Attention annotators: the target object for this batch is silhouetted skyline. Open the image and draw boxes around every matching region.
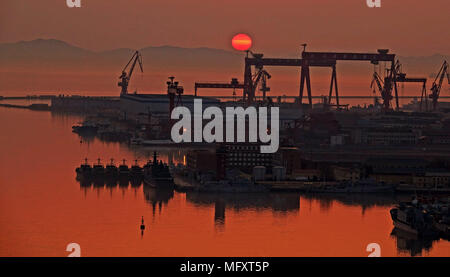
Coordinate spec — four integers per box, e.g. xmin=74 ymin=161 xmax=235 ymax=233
xmin=1 ymin=0 xmax=449 ymax=56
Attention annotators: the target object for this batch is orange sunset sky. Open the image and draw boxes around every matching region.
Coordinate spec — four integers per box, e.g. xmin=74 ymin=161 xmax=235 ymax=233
xmin=1 ymin=0 xmax=449 ymax=55
xmin=0 ymin=0 xmax=449 ymax=98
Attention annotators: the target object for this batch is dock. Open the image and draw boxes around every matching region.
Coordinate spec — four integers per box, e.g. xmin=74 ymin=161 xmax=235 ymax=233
xmin=0 ymin=103 xmax=51 ymax=111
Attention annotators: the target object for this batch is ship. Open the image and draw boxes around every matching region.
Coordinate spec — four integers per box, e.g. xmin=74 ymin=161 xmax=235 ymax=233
xmin=76 ymin=158 xmax=92 ymax=175
xmin=130 ymin=160 xmax=143 ymax=178
xmin=92 ymin=158 xmax=105 ymax=177
xmin=75 ymin=158 xmax=92 ymax=183
xmin=390 ymin=200 xmax=438 ymax=238
xmin=143 ymin=152 xmax=174 ymax=189
xmin=118 ymin=159 xmax=130 ymax=177
xmin=105 ymin=159 xmax=118 ymax=179
xmin=196 ymin=179 xmax=270 ymax=193
xmin=309 ymin=179 xmax=395 ymax=193
xmin=72 ymin=120 xmax=98 ymax=134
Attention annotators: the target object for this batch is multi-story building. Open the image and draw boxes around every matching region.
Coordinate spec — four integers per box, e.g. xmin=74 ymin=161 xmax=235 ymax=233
xmin=361 ymin=127 xmax=418 ymax=145
xmin=413 ymin=170 xmax=450 ymax=187
xmin=218 ymin=143 xmax=277 ymax=174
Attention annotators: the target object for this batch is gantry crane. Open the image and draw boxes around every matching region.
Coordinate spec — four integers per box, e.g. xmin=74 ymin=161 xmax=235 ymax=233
xmin=372 ymin=60 xmax=427 ymax=110
xmin=395 ymin=73 xmax=427 ymax=111
xmin=429 ymin=61 xmax=449 ymax=111
xmin=194 ymin=78 xmax=246 ymax=101
xmin=243 ymin=51 xmax=335 ymax=106
xmin=242 ymin=48 xmax=397 ymax=108
xmin=300 ymin=49 xmax=396 ymax=109
xmin=382 ymin=60 xmax=428 ymax=111
xmin=118 ymin=51 xmax=143 ymax=95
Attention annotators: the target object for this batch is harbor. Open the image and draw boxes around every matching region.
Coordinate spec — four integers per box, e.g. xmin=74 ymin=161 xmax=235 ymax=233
xmin=2 ymin=0 xmax=450 ymax=264
xmin=1 ymin=71 xmax=450 ymax=259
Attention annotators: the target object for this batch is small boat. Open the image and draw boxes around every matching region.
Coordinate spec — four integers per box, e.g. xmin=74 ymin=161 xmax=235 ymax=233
xmin=130 ymin=160 xmax=143 ymax=178
xmin=141 ymin=139 xmax=175 ymax=146
xmin=75 ymin=158 xmax=92 ymax=177
xmin=310 ymin=179 xmax=395 ymax=193
xmin=92 ymin=158 xmax=105 ymax=176
xmin=118 ymin=159 xmax=130 ymax=177
xmin=196 ymin=180 xmax=270 ymax=193
xmin=130 ymin=137 xmax=144 ymax=145
xmin=143 ymin=152 xmax=174 ymax=188
xmin=105 ymin=159 xmax=118 ymax=178
xmin=72 ymin=121 xmax=98 ymax=134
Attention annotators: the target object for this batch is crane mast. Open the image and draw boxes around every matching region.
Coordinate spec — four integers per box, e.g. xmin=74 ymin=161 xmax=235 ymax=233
xmin=429 ymin=61 xmax=449 ymax=111
xmin=118 ymin=51 xmax=144 ymax=95
xmin=252 ymin=67 xmax=271 ymax=102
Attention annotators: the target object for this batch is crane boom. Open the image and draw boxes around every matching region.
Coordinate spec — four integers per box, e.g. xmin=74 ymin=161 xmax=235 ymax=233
xmin=370 ymin=72 xmax=384 ymax=93
xmin=118 ymin=51 xmax=144 ymax=95
xmin=429 ymin=61 xmax=449 ymax=110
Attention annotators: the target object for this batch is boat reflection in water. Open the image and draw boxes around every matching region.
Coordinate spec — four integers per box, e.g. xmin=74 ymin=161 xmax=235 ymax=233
xmin=301 ymin=193 xmax=412 ymax=214
xmin=390 ymin=227 xmax=441 ymax=257
xmin=76 ymin=172 xmax=447 ymax=255
xmin=143 ymin=185 xmax=174 ymax=215
xmin=186 ymin=192 xmax=301 ymax=228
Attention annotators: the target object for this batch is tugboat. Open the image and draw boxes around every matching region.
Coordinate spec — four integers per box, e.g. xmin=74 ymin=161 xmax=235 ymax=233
xmin=105 ymin=159 xmax=118 ymax=179
xmin=92 ymin=158 xmax=105 ymax=177
xmin=390 ymin=200 xmax=438 ymax=238
xmin=143 ymin=152 xmax=174 ymax=188
xmin=76 ymin=158 xmax=92 ymax=178
xmin=130 ymin=160 xmax=143 ymax=178
xmin=118 ymin=159 xmax=130 ymax=177
xmin=130 ymin=160 xmax=143 ymax=187
xmin=72 ymin=120 xmax=98 ymax=134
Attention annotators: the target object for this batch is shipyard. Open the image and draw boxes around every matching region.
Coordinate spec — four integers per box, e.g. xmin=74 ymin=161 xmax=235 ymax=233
xmin=2 ymin=44 xmax=446 ymax=245
xmin=7 ymin=46 xmax=445 ymax=195
xmin=1 ymin=0 xmax=449 ymax=260
xmin=3 ymin=48 xmax=450 ymax=196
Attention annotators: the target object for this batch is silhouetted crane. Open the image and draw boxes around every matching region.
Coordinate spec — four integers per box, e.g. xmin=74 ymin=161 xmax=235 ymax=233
xmin=252 ymin=67 xmax=271 ymax=102
xmin=429 ymin=61 xmax=449 ymax=111
xmin=385 ymin=60 xmax=428 ymax=111
xmin=118 ymin=51 xmax=143 ymax=95
xmin=370 ymin=71 xmax=386 ymax=107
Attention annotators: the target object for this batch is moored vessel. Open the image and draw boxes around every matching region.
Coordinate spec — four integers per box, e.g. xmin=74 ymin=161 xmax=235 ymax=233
xmin=143 ymin=152 xmax=174 ymax=189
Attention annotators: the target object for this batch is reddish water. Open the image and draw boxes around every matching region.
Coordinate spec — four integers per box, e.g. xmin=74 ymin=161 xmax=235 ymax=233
xmin=0 ymin=107 xmax=449 ymax=257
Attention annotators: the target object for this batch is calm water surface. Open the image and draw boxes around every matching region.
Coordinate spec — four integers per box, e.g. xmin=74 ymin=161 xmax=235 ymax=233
xmin=0 ymin=107 xmax=449 ymax=257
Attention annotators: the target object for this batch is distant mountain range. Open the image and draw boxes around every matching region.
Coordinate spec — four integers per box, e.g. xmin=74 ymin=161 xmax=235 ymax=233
xmin=0 ymin=39 xmax=448 ymax=95
xmin=0 ymin=39 xmax=448 ymax=74
xmin=0 ymin=39 xmax=244 ymax=71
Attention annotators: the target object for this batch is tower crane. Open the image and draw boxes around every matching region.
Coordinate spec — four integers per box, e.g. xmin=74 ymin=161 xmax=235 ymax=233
xmin=370 ymin=71 xmax=386 ymax=107
xmin=252 ymin=67 xmax=271 ymax=102
xmin=118 ymin=51 xmax=143 ymax=95
xmin=167 ymin=76 xmax=184 ymax=117
xmin=429 ymin=61 xmax=449 ymax=111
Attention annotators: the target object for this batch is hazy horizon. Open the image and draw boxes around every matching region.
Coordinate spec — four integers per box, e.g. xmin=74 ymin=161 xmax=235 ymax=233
xmin=1 ymin=0 xmax=449 ymax=56
xmin=1 ymin=0 xmax=449 ymax=102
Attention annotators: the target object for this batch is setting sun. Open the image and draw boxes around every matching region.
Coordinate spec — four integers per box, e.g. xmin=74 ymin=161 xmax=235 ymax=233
xmin=231 ymin=33 xmax=252 ymax=51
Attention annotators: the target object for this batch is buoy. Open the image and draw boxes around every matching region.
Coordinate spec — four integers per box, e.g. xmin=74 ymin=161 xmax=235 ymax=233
xmin=140 ymin=216 xmax=145 ymax=230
